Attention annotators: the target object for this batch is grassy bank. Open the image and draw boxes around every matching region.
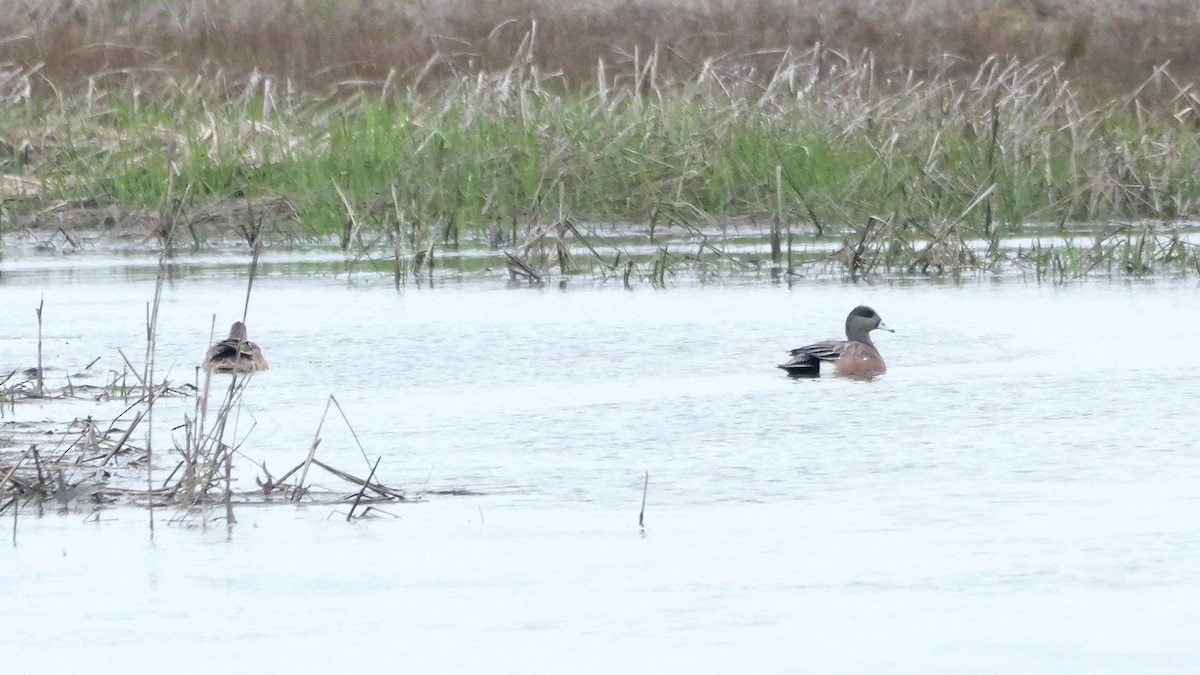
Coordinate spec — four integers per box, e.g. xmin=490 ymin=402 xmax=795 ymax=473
xmin=7 ymin=48 xmax=1200 ymax=231
xmin=3 ymin=2 xmax=1200 ymax=277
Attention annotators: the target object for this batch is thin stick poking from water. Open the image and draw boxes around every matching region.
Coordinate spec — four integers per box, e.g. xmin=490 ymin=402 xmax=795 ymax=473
xmin=638 ymin=471 xmax=649 ymax=528
xmin=224 ymin=445 xmax=236 ymax=527
xmin=329 ymin=395 xmax=372 ymax=469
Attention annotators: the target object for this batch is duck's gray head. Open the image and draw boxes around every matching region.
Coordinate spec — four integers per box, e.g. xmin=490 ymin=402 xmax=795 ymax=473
xmin=229 ymin=321 xmax=249 ymax=340
xmin=845 ymin=305 xmax=893 ymax=342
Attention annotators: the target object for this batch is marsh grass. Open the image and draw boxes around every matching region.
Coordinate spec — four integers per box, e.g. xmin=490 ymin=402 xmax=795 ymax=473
xmin=4 ymin=4 xmax=1200 ymax=278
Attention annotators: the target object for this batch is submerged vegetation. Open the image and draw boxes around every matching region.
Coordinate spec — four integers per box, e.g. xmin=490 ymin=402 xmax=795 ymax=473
xmin=2 ymin=0 xmax=1200 ymax=279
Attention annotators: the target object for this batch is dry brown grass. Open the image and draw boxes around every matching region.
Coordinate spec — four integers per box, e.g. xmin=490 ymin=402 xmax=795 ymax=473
xmin=3 ymin=0 xmax=1200 ymax=102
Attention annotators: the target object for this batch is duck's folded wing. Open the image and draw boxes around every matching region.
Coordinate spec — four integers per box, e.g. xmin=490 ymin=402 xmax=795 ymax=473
xmin=204 ymin=340 xmax=234 ymax=364
xmin=787 ymin=339 xmax=849 ymax=362
xmin=205 ymin=339 xmax=264 ymax=363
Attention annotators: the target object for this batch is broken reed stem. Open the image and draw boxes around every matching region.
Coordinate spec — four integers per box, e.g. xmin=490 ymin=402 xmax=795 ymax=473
xmin=270 ymin=457 xmax=402 ymax=501
xmin=347 ymin=455 xmax=382 ymax=521
xmin=308 ymin=458 xmax=404 ymax=500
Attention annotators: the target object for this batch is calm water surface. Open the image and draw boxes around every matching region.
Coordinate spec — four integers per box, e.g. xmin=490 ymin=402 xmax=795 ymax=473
xmin=2 ymin=250 xmax=1199 ymax=673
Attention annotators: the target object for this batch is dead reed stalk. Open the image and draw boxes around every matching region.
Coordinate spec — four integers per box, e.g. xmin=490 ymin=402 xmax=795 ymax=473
xmin=34 ymin=298 xmax=43 ymax=396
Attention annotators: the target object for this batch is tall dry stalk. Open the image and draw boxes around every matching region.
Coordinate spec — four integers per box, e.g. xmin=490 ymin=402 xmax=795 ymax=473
xmin=34 ymin=298 xmax=43 ymax=396
xmin=140 ymin=190 xmax=184 ymax=532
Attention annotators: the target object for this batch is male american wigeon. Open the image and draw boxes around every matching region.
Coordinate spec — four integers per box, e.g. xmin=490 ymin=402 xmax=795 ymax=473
xmin=203 ymin=321 xmax=269 ymax=374
xmin=778 ymin=305 xmax=893 ymax=380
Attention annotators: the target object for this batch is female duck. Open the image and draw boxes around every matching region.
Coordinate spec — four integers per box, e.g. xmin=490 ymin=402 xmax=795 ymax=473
xmin=204 ymin=321 xmax=269 ymax=374
xmin=778 ymin=306 xmax=893 ymax=379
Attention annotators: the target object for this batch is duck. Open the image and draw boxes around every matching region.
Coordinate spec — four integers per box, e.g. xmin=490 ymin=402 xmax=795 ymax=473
xmin=203 ymin=321 xmax=269 ymax=374
xmin=778 ymin=305 xmax=893 ymax=379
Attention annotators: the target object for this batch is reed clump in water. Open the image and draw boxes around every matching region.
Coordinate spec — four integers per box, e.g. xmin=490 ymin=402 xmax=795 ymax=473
xmin=0 ymin=349 xmax=408 ymax=520
xmin=0 ymin=229 xmax=407 ymax=521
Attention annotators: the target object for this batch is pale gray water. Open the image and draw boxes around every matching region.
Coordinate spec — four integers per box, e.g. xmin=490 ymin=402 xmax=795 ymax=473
xmin=2 ymin=250 xmax=1199 ymax=673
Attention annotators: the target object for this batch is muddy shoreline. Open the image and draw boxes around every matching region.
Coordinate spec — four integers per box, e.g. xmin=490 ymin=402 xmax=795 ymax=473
xmin=4 ymin=195 xmax=303 ymax=250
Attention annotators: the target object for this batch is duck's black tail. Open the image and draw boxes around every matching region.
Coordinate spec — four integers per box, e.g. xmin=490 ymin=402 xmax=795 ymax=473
xmin=777 ymin=352 xmax=820 ymax=377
